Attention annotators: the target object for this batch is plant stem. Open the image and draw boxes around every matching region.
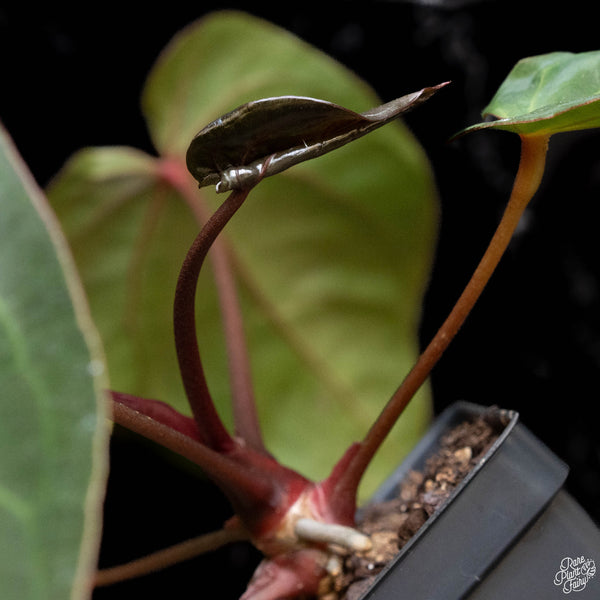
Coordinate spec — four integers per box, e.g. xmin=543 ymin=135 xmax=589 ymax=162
xmin=341 ymin=133 xmax=550 ymax=492
xmin=94 ymin=526 xmax=249 ymax=587
xmin=207 ymin=224 xmax=267 ymax=452
xmin=173 ymin=186 xmax=251 ymax=451
xmin=162 ymin=159 xmax=266 ymax=453
xmin=111 ymin=402 xmax=272 ymax=501
xmin=110 ymin=390 xmax=201 ymax=439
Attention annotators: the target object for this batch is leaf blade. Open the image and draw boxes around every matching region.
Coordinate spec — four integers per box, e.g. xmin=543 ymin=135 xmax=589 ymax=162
xmin=459 ymin=50 xmax=600 ymax=136
xmin=0 ymin=125 xmax=109 ymax=599
xmin=186 ymin=86 xmax=447 ymax=191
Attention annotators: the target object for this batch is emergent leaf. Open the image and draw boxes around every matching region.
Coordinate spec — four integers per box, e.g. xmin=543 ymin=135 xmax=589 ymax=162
xmin=186 ymin=88 xmax=447 ymax=192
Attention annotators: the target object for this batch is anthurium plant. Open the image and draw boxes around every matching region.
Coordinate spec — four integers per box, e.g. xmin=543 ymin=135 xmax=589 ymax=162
xmin=94 ymin=84 xmax=447 ymax=600
xmin=1 ymin=8 xmax=599 ymax=600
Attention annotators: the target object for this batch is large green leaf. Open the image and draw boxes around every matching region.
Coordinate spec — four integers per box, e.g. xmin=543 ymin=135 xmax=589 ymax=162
xmin=460 ymin=51 xmax=600 ymax=136
xmin=48 ymin=10 xmax=438 ymax=499
xmin=0 ymin=125 xmax=109 ymax=598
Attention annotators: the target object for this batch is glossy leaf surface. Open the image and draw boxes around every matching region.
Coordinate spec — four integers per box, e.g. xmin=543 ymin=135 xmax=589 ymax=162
xmin=187 ymin=88 xmax=447 ymax=191
xmin=460 ymin=51 xmax=600 ymax=136
xmin=48 ymin=11 xmax=438 ymax=498
xmin=0 ymin=125 xmax=109 ymax=599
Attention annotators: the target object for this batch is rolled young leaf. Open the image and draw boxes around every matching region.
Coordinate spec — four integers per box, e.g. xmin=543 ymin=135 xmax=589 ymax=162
xmin=187 ymin=86 xmax=448 ymax=192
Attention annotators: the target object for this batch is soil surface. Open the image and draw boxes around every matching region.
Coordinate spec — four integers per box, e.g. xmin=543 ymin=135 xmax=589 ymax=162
xmin=319 ymin=409 xmax=505 ymax=600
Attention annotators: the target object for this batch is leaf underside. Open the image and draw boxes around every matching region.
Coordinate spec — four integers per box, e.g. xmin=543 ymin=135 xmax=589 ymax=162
xmin=459 ymin=50 xmax=600 ymax=137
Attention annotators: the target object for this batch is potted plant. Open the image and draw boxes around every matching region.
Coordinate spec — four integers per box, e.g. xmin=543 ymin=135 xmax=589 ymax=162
xmin=350 ymin=401 xmax=599 ymax=599
xmin=1 ymin=10 xmax=599 ymax=600
xmin=94 ymin=42 xmax=600 ymax=600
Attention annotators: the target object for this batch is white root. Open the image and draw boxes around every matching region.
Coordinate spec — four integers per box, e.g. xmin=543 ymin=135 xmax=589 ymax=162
xmin=294 ymin=518 xmax=372 ymax=553
xmin=326 ymin=555 xmax=343 ymax=576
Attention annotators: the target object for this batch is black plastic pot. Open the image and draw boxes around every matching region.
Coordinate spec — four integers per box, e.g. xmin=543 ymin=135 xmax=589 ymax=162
xmin=360 ymin=401 xmax=600 ymax=599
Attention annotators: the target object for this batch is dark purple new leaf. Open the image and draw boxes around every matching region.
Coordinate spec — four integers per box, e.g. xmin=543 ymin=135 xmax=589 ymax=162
xmin=186 ymin=85 xmax=448 ymax=192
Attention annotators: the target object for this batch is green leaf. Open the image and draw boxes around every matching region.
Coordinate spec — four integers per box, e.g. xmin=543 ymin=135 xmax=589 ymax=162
xmin=0 ymin=125 xmax=109 ymax=598
xmin=48 ymin=147 xmax=200 ymax=416
xmin=48 ymin=10 xmax=438 ymax=500
xmin=459 ymin=51 xmax=600 ymax=136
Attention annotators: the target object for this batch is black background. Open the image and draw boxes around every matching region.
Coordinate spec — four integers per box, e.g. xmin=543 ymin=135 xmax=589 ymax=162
xmin=1 ymin=2 xmax=599 ymax=598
